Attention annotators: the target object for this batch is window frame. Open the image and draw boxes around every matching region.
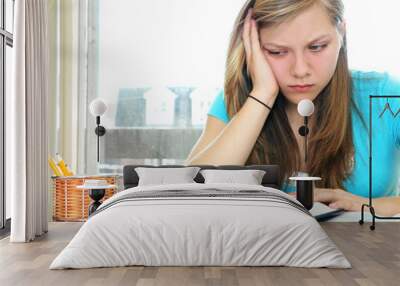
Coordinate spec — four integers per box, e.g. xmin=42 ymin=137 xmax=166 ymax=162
xmin=0 ymin=0 xmax=14 ymax=234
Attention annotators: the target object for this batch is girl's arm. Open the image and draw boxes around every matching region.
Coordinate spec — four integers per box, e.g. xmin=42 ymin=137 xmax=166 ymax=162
xmin=185 ymin=92 xmax=275 ymax=166
xmin=313 ymin=188 xmax=400 ymax=217
xmin=186 ymin=8 xmax=279 ymax=166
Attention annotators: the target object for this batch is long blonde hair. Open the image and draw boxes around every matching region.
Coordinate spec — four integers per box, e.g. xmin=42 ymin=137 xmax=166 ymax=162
xmin=224 ymin=0 xmax=363 ymax=189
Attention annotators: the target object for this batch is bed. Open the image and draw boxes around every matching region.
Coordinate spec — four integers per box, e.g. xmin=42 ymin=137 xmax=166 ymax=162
xmin=49 ymin=164 xmax=351 ymax=269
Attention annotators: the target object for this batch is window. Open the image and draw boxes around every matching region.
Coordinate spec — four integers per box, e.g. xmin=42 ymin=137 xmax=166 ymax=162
xmin=0 ymin=0 xmax=14 ymax=233
xmin=81 ymin=0 xmax=247 ymax=174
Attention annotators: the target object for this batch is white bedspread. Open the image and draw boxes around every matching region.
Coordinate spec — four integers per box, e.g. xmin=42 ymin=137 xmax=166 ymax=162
xmin=50 ymin=183 xmax=351 ymax=269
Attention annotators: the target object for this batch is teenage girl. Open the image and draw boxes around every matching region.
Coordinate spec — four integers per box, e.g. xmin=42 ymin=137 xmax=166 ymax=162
xmin=185 ymin=0 xmax=400 ymax=216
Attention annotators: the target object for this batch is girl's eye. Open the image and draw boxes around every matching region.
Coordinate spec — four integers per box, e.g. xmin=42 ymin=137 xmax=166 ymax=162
xmin=267 ymin=50 xmax=287 ymax=56
xmin=265 ymin=43 xmax=328 ymax=56
xmin=309 ymin=43 xmax=328 ymax=52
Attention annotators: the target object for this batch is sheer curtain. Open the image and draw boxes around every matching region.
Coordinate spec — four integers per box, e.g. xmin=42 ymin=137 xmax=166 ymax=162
xmin=6 ymin=0 xmax=49 ymax=242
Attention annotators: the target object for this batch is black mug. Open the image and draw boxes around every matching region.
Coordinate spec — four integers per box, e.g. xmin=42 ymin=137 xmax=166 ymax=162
xmin=289 ymin=176 xmax=321 ymax=210
xmin=296 ymin=180 xmax=314 ymax=210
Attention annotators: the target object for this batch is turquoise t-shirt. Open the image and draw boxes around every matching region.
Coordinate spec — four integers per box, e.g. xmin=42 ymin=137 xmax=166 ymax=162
xmin=207 ymin=70 xmax=400 ymax=197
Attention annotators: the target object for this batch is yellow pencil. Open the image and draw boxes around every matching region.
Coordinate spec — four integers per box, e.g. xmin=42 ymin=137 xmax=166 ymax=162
xmin=56 ymin=153 xmax=72 ymax=176
xmin=48 ymin=157 xmax=63 ymax=176
xmin=65 ymin=164 xmax=75 ymax=176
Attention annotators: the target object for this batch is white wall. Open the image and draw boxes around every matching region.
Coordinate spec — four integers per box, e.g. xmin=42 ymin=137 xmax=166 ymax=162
xmin=344 ymin=0 xmax=400 ymax=76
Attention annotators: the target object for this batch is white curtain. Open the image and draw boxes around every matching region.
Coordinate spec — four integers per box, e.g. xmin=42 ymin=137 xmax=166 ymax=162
xmin=7 ymin=0 xmax=49 ymax=242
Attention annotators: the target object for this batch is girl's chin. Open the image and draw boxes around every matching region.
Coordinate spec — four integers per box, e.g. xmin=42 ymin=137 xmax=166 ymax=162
xmin=283 ymin=93 xmax=318 ymax=104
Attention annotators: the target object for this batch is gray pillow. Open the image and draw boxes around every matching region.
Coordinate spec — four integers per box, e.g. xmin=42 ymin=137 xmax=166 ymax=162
xmin=200 ymin=169 xmax=266 ymax=185
xmin=135 ymin=167 xmax=201 ymax=186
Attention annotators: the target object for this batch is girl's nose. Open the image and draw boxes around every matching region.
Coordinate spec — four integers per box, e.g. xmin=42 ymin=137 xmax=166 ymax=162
xmin=292 ymin=54 xmax=311 ymax=79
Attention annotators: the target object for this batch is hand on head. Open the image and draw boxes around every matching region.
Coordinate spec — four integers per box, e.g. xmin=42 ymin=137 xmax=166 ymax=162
xmin=242 ymin=8 xmax=279 ymax=103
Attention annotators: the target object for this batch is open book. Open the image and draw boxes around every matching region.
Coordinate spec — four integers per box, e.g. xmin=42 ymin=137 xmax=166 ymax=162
xmin=310 ymin=202 xmax=345 ymax=221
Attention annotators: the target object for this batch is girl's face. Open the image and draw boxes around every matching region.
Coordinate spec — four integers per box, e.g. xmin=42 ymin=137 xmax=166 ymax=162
xmin=259 ymin=3 xmax=345 ymax=105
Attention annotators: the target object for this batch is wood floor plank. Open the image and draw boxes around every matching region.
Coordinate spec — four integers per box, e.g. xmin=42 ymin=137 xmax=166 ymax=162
xmin=0 ymin=222 xmax=400 ymax=286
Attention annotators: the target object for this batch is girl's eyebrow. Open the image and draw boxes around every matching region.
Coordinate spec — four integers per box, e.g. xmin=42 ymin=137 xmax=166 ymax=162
xmin=263 ymin=34 xmax=331 ymax=48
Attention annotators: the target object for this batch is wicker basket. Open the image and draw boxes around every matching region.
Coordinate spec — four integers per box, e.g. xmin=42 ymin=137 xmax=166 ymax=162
xmin=52 ymin=175 xmax=118 ymax=222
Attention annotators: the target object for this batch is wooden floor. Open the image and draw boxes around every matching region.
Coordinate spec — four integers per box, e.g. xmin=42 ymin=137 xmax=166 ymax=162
xmin=0 ymin=222 xmax=399 ymax=286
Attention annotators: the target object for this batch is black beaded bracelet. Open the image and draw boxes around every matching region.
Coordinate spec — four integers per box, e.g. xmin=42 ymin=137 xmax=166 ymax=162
xmin=248 ymin=95 xmax=272 ymax=111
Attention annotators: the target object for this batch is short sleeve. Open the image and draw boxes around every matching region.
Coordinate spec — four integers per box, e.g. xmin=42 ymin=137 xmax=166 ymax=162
xmin=381 ymin=73 xmax=400 ymax=147
xmin=207 ymin=90 xmax=230 ymax=124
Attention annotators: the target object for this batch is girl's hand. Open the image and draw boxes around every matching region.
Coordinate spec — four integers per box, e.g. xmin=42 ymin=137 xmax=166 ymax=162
xmin=313 ymin=188 xmax=367 ymax=212
xmin=242 ymin=8 xmax=279 ymax=104
xmin=289 ymin=188 xmax=367 ymax=212
xmin=290 ymin=188 xmax=400 ymax=216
